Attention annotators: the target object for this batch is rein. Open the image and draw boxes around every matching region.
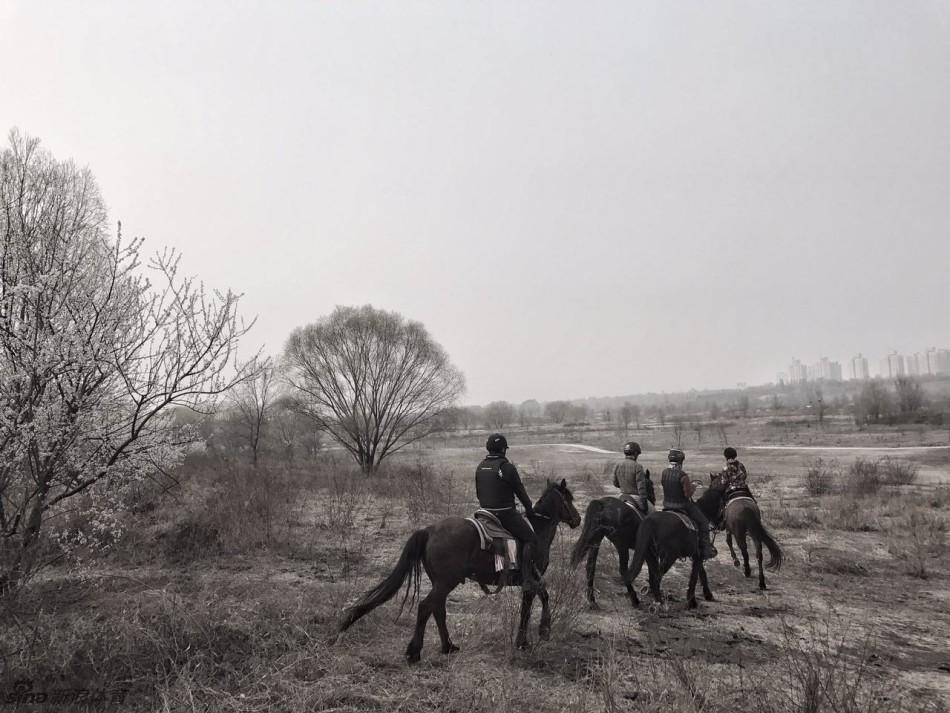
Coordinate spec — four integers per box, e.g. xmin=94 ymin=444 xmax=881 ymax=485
xmin=532 ymin=486 xmax=568 ymax=522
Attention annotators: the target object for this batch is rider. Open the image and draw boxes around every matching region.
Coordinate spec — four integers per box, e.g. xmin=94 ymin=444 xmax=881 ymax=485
xmin=660 ymin=448 xmax=717 ymax=560
xmin=721 ymin=447 xmax=749 ymax=494
xmin=475 ymin=433 xmax=542 ymax=592
xmin=613 ymin=441 xmax=654 ymax=513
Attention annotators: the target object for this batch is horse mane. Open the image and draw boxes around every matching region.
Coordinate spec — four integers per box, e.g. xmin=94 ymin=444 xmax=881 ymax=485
xmin=696 ymin=477 xmax=726 ymax=511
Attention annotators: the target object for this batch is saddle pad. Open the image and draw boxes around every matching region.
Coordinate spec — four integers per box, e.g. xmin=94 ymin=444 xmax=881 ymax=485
xmin=662 ymin=509 xmax=697 ymax=531
xmin=464 ymin=517 xmax=518 ymax=572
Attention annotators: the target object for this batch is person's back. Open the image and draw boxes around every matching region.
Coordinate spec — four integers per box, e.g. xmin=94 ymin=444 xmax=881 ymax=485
xmin=721 ymin=447 xmax=749 ymax=494
xmin=475 ymin=433 xmax=542 ymax=591
xmin=613 ymin=441 xmax=652 ymax=513
xmin=661 ymin=449 xmax=717 ymax=559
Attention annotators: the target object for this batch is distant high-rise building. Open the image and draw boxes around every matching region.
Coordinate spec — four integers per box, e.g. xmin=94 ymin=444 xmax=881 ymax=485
xmin=788 ymin=358 xmax=807 ymax=384
xmin=904 ymin=354 xmax=920 ymax=377
xmin=881 ymin=351 xmax=906 ymax=379
xmin=926 ymin=348 xmax=950 ymax=376
xmin=816 ymin=356 xmax=842 ymax=381
xmin=850 ymin=354 xmax=869 ymax=380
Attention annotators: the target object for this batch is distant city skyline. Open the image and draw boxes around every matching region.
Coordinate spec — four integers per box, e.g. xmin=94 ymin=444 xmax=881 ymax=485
xmin=778 ymin=346 xmax=950 ymax=385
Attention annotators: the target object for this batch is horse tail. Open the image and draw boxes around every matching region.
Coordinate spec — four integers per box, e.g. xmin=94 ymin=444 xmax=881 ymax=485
xmin=748 ymin=517 xmax=783 ymax=572
xmin=570 ymin=499 xmax=607 ymax=568
xmin=337 ymin=528 xmax=428 ymax=633
xmin=628 ymin=515 xmax=658 ymax=582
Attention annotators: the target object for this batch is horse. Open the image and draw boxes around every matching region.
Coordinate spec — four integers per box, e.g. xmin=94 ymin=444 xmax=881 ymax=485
xmin=336 ymin=479 xmax=582 ymax=663
xmin=711 ymin=473 xmax=783 ymax=590
xmin=570 ymin=496 xmax=647 ymax=609
xmin=626 ymin=477 xmax=728 ymax=609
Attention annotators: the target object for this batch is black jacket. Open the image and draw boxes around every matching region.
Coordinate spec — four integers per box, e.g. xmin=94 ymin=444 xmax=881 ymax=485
xmin=475 ymin=455 xmax=533 ymax=511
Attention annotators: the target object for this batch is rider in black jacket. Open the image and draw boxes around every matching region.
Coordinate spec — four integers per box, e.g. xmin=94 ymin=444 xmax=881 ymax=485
xmin=475 ymin=434 xmax=541 ymax=592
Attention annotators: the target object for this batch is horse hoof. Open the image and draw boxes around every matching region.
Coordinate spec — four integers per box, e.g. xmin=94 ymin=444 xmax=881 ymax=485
xmin=759 ymin=583 xmax=768 ymax=591
xmin=443 ymin=643 xmax=460 ymax=655
xmin=406 ymin=650 xmax=421 ymax=664
xmin=687 ymin=598 xmax=698 ymax=610
xmin=744 ymin=571 xmax=752 ymax=578
xmin=588 ymin=600 xmax=601 ymax=611
xmin=539 ymin=629 xmax=551 ymax=642
xmin=516 ymin=639 xmax=530 ymax=650
xmin=704 ymin=593 xmax=715 ymax=602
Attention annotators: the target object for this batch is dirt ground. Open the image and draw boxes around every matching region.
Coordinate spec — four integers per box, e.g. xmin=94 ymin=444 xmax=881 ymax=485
xmin=3 ymin=439 xmax=949 ymax=712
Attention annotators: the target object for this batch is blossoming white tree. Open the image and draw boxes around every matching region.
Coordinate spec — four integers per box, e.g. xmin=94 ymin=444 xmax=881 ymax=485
xmin=0 ymin=130 xmax=255 ymax=591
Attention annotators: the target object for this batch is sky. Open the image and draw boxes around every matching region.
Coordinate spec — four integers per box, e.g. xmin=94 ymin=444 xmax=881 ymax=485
xmin=2 ymin=1 xmax=949 ymax=405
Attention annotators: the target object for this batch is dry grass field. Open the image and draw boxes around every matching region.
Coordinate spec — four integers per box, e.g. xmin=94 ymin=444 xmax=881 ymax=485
xmin=2 ymin=430 xmax=949 ymax=712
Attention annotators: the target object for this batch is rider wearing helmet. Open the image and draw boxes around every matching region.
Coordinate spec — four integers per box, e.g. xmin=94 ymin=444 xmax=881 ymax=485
xmin=660 ymin=448 xmax=717 ymax=560
xmin=475 ymin=434 xmax=541 ymax=592
xmin=613 ymin=441 xmax=654 ymax=513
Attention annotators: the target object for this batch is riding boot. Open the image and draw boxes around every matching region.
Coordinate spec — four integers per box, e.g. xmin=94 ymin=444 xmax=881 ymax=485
xmin=520 ymin=543 xmax=543 ymax=593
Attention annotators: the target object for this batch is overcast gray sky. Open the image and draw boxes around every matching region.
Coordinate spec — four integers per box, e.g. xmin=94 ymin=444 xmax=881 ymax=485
xmin=2 ymin=1 xmax=948 ymax=404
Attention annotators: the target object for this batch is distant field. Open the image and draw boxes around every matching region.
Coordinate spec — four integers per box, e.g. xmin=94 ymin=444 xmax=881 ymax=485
xmin=3 ymin=433 xmax=949 ymax=712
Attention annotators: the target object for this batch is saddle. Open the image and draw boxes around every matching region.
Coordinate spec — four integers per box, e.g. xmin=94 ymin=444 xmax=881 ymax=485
xmin=661 ymin=507 xmax=698 ymax=531
xmin=619 ymin=494 xmax=653 ymax=518
xmin=466 ymin=510 xmax=520 ymax=572
xmin=724 ymin=485 xmax=756 ymax=504
xmin=721 ymin=487 xmax=759 ymax=521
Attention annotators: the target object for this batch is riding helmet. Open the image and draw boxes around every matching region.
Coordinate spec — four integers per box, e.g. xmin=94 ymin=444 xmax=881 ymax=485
xmin=623 ymin=441 xmax=642 ymax=457
xmin=486 ymin=433 xmax=508 ymax=454
xmin=723 ymin=446 xmax=738 ymax=460
xmin=667 ymin=448 xmax=685 ymax=464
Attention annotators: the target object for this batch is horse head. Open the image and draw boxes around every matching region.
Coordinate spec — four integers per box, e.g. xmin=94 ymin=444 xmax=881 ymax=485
xmin=541 ymin=478 xmax=582 ymax=528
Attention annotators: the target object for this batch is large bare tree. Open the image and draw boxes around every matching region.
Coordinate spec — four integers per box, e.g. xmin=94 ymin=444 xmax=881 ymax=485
xmin=0 ymin=131 xmax=255 ymax=591
xmin=283 ymin=305 xmax=464 ymax=473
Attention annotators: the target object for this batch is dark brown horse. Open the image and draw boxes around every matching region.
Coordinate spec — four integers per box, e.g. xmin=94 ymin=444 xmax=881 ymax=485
xmin=711 ymin=473 xmax=783 ymax=590
xmin=336 ymin=479 xmax=581 ymax=662
xmin=626 ymin=478 xmax=727 ymax=609
xmin=570 ymin=497 xmax=646 ymax=609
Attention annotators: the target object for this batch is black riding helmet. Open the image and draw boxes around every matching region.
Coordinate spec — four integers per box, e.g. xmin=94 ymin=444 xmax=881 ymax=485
xmin=667 ymin=448 xmax=685 ymax=464
xmin=486 ymin=433 xmax=508 ymax=454
xmin=623 ymin=441 xmax=642 ymax=457
xmin=723 ymin=447 xmax=738 ymax=460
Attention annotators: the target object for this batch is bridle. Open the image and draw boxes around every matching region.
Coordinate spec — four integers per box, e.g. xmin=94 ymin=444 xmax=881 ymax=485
xmin=532 ymin=486 xmax=571 ymax=522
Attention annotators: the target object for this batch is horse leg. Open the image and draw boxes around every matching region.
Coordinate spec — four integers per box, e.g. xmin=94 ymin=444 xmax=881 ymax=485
xmin=516 ymin=590 xmax=536 ymax=649
xmin=617 ymin=545 xmax=639 ymax=608
xmin=727 ymin=531 xmax=740 ymax=568
xmin=699 ymin=562 xmax=715 ymax=601
xmin=754 ymin=536 xmax=767 ymax=590
xmin=648 ymin=552 xmax=666 ymax=605
xmin=431 ymin=585 xmax=460 ymax=655
xmin=538 ymin=586 xmax=552 ymax=641
xmin=686 ymin=556 xmax=701 ymax=609
xmin=585 ymin=533 xmax=604 ymax=609
xmin=738 ymin=531 xmax=752 ymax=578
xmin=406 ymin=588 xmax=437 ymax=663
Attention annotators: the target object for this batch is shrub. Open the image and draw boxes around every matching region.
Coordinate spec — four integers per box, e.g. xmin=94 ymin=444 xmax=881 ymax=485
xmin=887 ymin=509 xmax=947 ymax=579
xmin=878 ymin=458 xmax=918 ymax=486
xmin=803 ymin=458 xmax=837 ymax=496
xmin=821 ymin=497 xmax=876 ymax=532
xmin=843 ymin=458 xmax=883 ymax=497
